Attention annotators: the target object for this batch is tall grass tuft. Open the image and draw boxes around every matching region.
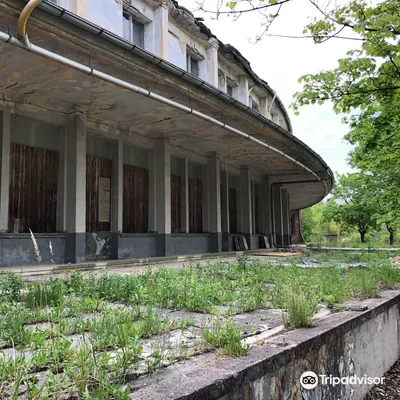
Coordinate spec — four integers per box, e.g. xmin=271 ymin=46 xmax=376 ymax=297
xmin=283 ymin=290 xmax=316 ymax=328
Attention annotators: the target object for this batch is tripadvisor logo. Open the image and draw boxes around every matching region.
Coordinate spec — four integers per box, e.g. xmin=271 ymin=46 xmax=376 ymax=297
xmin=300 ymin=370 xmax=385 ymax=389
xmin=300 ymin=371 xmax=318 ymax=390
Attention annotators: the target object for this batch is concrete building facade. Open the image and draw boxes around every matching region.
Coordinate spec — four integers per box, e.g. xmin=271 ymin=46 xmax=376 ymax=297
xmin=0 ymin=0 xmax=333 ymax=267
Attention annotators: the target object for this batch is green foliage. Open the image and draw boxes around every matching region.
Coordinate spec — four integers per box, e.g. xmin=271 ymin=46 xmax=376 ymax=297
xmin=203 ymin=317 xmax=250 ymax=357
xmin=0 ymin=273 xmax=24 ymax=302
xmin=292 ymin=0 xmax=400 ymax=113
xmin=324 ymin=173 xmax=378 ymax=243
xmin=24 ymin=280 xmax=66 ymax=309
xmin=344 ymin=96 xmax=400 ymax=243
xmin=302 ymin=202 xmax=341 ymax=243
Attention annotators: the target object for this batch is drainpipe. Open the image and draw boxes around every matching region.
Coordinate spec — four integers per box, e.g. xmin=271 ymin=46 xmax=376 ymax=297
xmin=0 ymin=0 xmax=327 ymax=192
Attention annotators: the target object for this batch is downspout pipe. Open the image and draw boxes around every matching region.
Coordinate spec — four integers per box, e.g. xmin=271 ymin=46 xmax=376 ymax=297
xmin=0 ymin=0 xmax=327 ymax=190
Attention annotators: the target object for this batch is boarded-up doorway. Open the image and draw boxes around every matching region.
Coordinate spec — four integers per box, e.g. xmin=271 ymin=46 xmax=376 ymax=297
xmin=123 ymin=165 xmax=149 ymax=233
xmin=86 ymin=155 xmax=112 ymax=232
xmin=8 ymin=143 xmax=58 ymax=233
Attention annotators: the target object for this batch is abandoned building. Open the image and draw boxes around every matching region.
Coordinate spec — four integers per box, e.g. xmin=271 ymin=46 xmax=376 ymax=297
xmin=0 ymin=0 xmax=333 ymax=267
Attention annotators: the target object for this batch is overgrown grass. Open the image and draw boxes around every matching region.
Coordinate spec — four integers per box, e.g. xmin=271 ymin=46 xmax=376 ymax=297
xmin=282 ymin=290 xmax=317 ymax=328
xmin=203 ymin=317 xmax=250 ymax=357
xmin=0 ymin=251 xmax=399 ymax=397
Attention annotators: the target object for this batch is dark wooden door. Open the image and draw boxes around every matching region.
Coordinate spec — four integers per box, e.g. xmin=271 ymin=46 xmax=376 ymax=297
xmin=171 ymin=175 xmax=181 ymax=233
xmin=8 ymin=143 xmax=58 ymax=233
xmin=229 ymin=188 xmax=237 ymax=234
xmin=123 ymin=165 xmax=149 ymax=233
xmin=86 ymin=155 xmax=112 ymax=232
xmin=189 ymin=178 xmax=203 ymax=233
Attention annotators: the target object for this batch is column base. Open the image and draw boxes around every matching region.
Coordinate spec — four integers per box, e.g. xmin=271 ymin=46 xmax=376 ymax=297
xmin=222 ymin=232 xmax=229 ymax=252
xmin=283 ymin=234 xmax=291 ymax=247
xmin=209 ymin=232 xmax=222 ymax=253
xmin=110 ymin=232 xmax=119 ymax=260
xmin=65 ymin=233 xmax=86 ymax=264
xmin=275 ymin=234 xmax=284 ymax=247
xmin=156 ymin=233 xmax=172 ymax=257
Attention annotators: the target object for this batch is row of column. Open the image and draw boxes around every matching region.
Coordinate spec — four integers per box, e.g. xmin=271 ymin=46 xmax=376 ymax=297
xmin=0 ymin=109 xmax=293 ymax=264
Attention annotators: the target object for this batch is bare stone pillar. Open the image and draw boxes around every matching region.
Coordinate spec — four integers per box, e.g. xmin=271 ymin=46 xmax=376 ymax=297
xmin=65 ymin=114 xmax=87 ymax=263
xmin=273 ymin=184 xmax=283 ymax=246
xmin=282 ymin=189 xmax=291 ymax=246
xmin=180 ymin=158 xmax=189 ymax=233
xmin=207 ymin=154 xmax=222 ymax=253
xmin=154 ymin=138 xmax=171 ymax=256
xmin=221 ymin=168 xmax=230 ymax=251
xmin=0 ymin=108 xmax=10 ymax=232
xmin=261 ymin=176 xmax=272 ymax=246
xmin=240 ymin=167 xmax=253 ymax=249
xmin=110 ymin=138 xmax=123 ymax=259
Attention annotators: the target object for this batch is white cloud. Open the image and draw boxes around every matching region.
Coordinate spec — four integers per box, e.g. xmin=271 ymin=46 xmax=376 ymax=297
xmin=178 ymin=0 xmax=357 ymax=175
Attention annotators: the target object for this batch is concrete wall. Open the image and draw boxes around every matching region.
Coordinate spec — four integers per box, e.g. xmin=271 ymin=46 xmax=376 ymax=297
xmin=118 ymin=234 xmax=157 ymax=259
xmin=169 ymin=234 xmax=210 ymax=255
xmin=0 ymin=234 xmax=65 ymax=267
xmin=216 ymin=302 xmax=400 ymax=400
xmin=133 ymin=291 xmax=400 ymax=400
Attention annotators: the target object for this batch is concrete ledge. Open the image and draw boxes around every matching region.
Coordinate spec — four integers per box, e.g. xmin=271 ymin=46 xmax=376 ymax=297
xmin=130 ymin=291 xmax=400 ymax=400
xmin=0 ymin=249 xmax=273 ymax=277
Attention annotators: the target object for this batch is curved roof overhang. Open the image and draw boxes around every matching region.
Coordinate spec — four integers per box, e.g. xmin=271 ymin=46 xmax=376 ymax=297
xmin=0 ymin=0 xmax=333 ymax=210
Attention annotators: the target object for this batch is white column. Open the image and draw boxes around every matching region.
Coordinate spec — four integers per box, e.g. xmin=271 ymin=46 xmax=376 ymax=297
xmin=180 ymin=158 xmax=189 ymax=233
xmin=57 ymin=127 xmax=67 ymax=232
xmin=110 ymin=138 xmax=123 ymax=259
xmin=240 ymin=167 xmax=252 ymax=248
xmin=273 ymin=184 xmax=283 ymax=246
xmin=207 ymin=154 xmax=221 ymax=252
xmin=153 ymin=2 xmax=169 ymax=59
xmin=65 ymin=113 xmax=87 ymax=263
xmin=111 ymin=138 xmax=123 ymax=233
xmin=154 ymin=138 xmax=171 ymax=255
xmin=202 ymin=38 xmax=219 ymax=87
xmin=0 ymin=108 xmax=10 ymax=232
xmin=221 ymin=168 xmax=229 ymax=251
xmin=237 ymin=76 xmax=250 ymax=106
xmin=282 ymin=189 xmax=291 ymax=246
xmin=261 ymin=176 xmax=272 ymax=244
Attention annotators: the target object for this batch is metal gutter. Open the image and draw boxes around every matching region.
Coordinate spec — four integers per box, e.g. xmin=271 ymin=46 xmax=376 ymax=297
xmin=24 ymin=0 xmax=334 ymax=191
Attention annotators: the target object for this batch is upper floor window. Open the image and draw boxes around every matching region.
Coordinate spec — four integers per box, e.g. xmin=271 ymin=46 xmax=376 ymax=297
xmin=186 ymin=52 xmax=200 ymax=77
xmin=123 ymin=12 xmax=145 ymax=48
xmin=250 ymin=97 xmax=260 ymax=113
xmin=226 ymin=77 xmax=237 ymax=97
xmin=218 ymin=69 xmax=237 ymax=97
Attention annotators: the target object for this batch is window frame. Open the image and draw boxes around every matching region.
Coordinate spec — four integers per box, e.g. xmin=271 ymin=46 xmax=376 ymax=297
xmin=123 ymin=11 xmax=145 ymax=49
xmin=250 ymin=97 xmax=260 ymax=113
xmin=186 ymin=53 xmax=200 ymax=77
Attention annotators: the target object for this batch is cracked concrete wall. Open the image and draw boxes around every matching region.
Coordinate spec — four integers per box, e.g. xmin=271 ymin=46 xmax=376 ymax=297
xmin=217 ymin=305 xmax=400 ymax=400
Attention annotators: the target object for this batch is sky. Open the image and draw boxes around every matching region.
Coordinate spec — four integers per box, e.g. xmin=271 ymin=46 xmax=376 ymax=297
xmin=178 ymin=0 xmax=356 ymax=175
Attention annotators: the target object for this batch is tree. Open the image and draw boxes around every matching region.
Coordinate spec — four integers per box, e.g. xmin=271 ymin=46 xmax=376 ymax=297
xmin=302 ymin=202 xmax=340 ymax=242
xmin=344 ymin=95 xmax=400 ymax=244
xmin=292 ymin=0 xmax=400 ymax=113
xmin=197 ymin=0 xmax=400 ymax=113
xmin=325 ymin=173 xmax=377 ymax=243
